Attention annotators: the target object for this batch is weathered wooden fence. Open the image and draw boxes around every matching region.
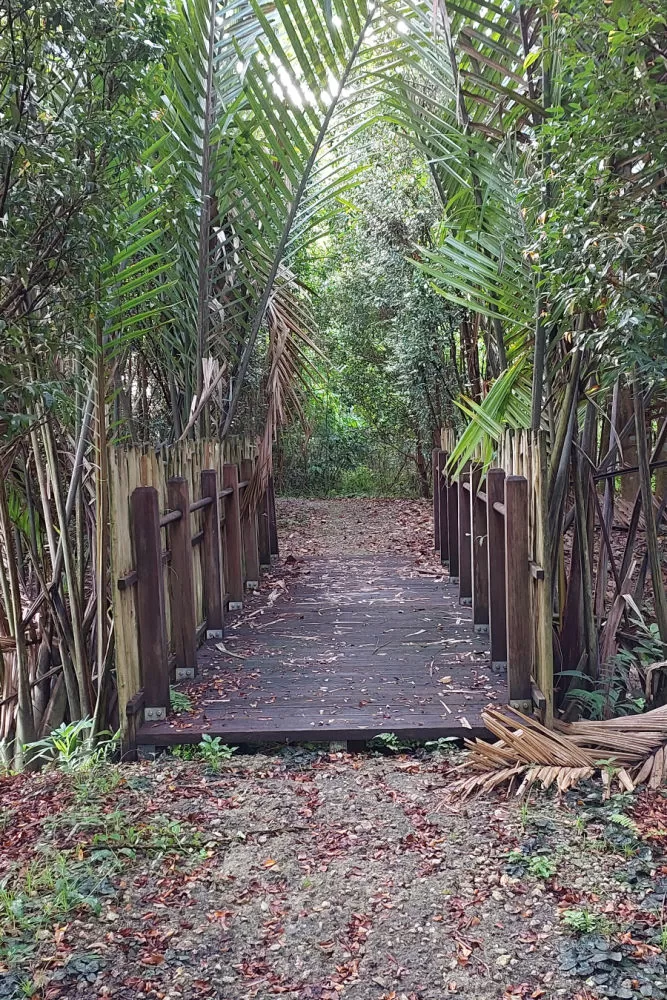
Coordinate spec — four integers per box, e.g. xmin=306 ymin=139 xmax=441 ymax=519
xmin=434 ymin=429 xmax=554 ymax=726
xmin=109 ymin=439 xmax=277 ymax=748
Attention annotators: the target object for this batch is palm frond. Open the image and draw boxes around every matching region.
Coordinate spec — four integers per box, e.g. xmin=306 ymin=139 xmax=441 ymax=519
xmin=448 ymin=358 xmax=532 ymax=474
xmin=445 ymin=704 xmax=667 ymax=801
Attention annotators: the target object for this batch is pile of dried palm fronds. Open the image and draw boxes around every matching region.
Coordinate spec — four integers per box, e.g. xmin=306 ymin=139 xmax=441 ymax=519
xmin=447 ymin=705 xmax=667 ymax=800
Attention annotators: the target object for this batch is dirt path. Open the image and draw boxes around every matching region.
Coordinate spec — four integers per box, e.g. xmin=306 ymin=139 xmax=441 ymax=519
xmin=2 ymin=752 xmax=667 ymax=1000
xmin=276 ymin=498 xmax=436 ymax=563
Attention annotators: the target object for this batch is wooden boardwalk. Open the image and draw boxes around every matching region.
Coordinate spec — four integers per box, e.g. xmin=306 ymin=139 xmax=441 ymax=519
xmin=138 ymin=553 xmax=505 ymax=747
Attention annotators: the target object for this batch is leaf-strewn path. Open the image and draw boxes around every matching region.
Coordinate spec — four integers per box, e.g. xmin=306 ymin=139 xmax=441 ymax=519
xmin=3 ymin=751 xmax=667 ymax=1000
xmin=140 ymin=499 xmax=501 ymax=748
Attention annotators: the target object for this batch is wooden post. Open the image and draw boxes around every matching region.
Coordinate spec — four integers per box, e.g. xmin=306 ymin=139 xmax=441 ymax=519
xmin=257 ymin=487 xmax=271 ymax=568
xmin=505 ymin=475 xmax=531 ymax=706
xmin=447 ymin=469 xmax=459 ymax=582
xmin=240 ymin=458 xmax=260 ymax=589
xmin=223 ymin=463 xmax=244 ymax=609
xmin=167 ymin=477 xmax=197 ymax=680
xmin=432 ymin=448 xmax=440 ymax=551
xmin=470 ymin=465 xmax=489 ymax=631
xmin=201 ymin=469 xmax=224 ymax=638
xmin=131 ymin=487 xmax=169 ymax=719
xmin=533 ymin=430 xmax=553 ymax=727
xmin=458 ymin=463 xmax=472 ymax=605
xmin=437 ymin=450 xmax=449 ymax=565
xmin=267 ymin=474 xmax=279 ymax=557
xmin=486 ymin=468 xmax=507 ymax=666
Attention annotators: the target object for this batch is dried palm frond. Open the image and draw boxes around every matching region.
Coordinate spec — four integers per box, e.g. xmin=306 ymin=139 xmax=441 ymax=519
xmin=176 ymin=358 xmax=227 ymax=442
xmin=244 ymin=271 xmax=323 ymax=514
xmin=445 ymin=705 xmax=667 ymax=801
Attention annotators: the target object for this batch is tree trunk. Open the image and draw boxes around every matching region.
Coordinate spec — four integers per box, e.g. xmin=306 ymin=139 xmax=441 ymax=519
xmin=633 ymin=377 xmax=667 ymax=647
xmin=619 ymin=383 xmax=639 ymax=500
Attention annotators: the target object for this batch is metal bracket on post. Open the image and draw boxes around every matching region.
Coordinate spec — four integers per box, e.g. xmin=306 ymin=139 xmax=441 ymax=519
xmin=144 ymin=706 xmax=166 ymax=722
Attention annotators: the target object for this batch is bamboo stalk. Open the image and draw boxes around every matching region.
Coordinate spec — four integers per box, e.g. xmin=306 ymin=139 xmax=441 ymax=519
xmin=595 ymin=379 xmax=620 ymax=617
xmin=0 ymin=476 xmax=35 ymax=765
xmin=94 ymin=300 xmax=110 ymax=708
xmin=40 ymin=414 xmax=90 ymax=716
xmin=572 ymin=446 xmax=599 ymax=680
xmin=633 ymin=377 xmax=667 ymax=647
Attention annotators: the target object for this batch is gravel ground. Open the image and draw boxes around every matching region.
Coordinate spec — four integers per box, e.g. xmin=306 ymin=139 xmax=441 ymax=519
xmin=2 ymin=750 xmax=667 ymax=1000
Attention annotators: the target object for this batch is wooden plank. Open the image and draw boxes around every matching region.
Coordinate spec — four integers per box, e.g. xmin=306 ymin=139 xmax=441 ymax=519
xmin=505 ymin=475 xmax=531 ymax=706
xmin=470 ymin=464 xmax=489 ymax=631
xmin=223 ymin=463 xmax=244 ymax=608
xmin=437 ymin=450 xmax=449 ymax=565
xmin=486 ymin=467 xmax=507 ymax=667
xmin=109 ymin=448 xmax=142 ymax=742
xmin=131 ymin=486 xmax=169 ymax=718
xmin=240 ymin=458 xmax=260 ymax=589
xmin=167 ymin=477 xmax=197 ymax=679
xmin=446 ymin=470 xmax=459 ymax=581
xmin=440 ymin=425 xmax=456 ymax=453
xmin=432 ymin=448 xmax=441 ymax=551
xmin=458 ymin=463 xmax=472 ymax=604
xmin=138 ymin=717 xmax=489 ymax=746
xmin=201 ymin=468 xmax=225 ymax=638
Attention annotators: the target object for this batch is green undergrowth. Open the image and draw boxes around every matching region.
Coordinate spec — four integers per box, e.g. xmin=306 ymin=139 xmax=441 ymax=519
xmin=0 ymin=765 xmax=211 ymax=976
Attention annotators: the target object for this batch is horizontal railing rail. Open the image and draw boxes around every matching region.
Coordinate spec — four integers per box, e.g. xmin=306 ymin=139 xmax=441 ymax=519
xmin=117 ymin=458 xmax=279 ymax=752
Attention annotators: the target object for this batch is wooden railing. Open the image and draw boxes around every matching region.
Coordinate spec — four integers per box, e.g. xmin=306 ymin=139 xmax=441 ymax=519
xmin=433 ymin=429 xmax=553 ymax=725
xmin=109 ymin=441 xmax=277 ymax=748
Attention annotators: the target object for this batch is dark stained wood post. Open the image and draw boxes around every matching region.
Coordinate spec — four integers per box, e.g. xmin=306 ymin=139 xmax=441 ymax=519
xmin=131 ymin=486 xmax=169 ymax=719
xmin=223 ymin=463 xmax=244 ymax=609
xmin=437 ymin=450 xmax=449 ymax=565
xmin=447 ymin=469 xmax=459 ymax=582
xmin=268 ymin=474 xmax=279 ymax=557
xmin=167 ymin=477 xmax=197 ymax=679
xmin=257 ymin=487 xmax=271 ymax=568
xmin=457 ymin=462 xmax=472 ymax=605
xmin=240 ymin=458 xmax=260 ymax=590
xmin=201 ymin=468 xmax=225 ymax=638
xmin=432 ymin=448 xmax=440 ymax=552
xmin=470 ymin=464 xmax=489 ymax=632
xmin=487 ymin=468 xmax=507 ymax=667
xmin=505 ymin=475 xmax=532 ymax=706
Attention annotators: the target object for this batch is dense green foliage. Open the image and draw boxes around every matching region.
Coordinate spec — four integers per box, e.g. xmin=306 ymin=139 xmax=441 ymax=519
xmin=279 ymin=128 xmax=461 ymax=496
xmin=537 ymin=0 xmax=667 ymax=379
xmin=0 ymin=0 xmax=172 ymax=431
